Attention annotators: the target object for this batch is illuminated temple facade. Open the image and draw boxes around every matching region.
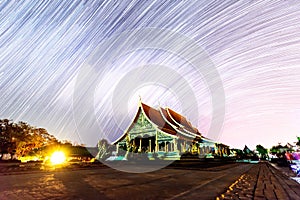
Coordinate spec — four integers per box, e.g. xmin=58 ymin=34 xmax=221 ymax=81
xmin=113 ymin=101 xmax=229 ymax=160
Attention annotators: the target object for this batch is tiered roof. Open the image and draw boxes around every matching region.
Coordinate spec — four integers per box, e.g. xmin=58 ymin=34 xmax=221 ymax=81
xmin=113 ymin=101 xmax=203 ymax=144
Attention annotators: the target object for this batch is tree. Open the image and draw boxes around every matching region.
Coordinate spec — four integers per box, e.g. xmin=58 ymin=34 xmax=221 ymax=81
xmin=296 ymin=136 xmax=300 ymax=146
xmin=0 ymin=119 xmax=15 ymax=158
xmin=0 ymin=119 xmax=59 ymax=160
xmin=256 ymin=144 xmax=268 ymax=160
xmin=269 ymin=144 xmax=293 ymax=159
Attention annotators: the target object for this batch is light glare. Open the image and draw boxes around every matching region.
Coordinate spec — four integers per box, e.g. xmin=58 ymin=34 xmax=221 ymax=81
xmin=50 ymin=151 xmax=66 ymax=165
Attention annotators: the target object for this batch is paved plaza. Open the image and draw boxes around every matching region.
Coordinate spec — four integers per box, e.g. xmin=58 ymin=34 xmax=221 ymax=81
xmin=0 ymin=162 xmax=299 ymax=200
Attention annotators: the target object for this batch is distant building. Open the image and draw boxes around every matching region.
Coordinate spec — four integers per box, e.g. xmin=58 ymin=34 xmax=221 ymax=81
xmin=67 ymin=146 xmax=96 ymax=162
xmin=112 ymin=100 xmax=229 ymax=160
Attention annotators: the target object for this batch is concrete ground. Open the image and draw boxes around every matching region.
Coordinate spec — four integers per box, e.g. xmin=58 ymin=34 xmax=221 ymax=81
xmin=0 ymin=162 xmax=299 ymax=200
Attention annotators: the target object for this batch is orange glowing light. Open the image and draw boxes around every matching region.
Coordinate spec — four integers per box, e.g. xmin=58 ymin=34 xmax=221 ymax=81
xmin=50 ymin=151 xmax=66 ymax=165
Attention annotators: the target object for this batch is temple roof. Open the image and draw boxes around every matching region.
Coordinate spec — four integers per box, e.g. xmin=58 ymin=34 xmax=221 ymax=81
xmin=113 ymin=101 xmax=203 ymax=144
xmin=159 ymin=107 xmax=199 ymax=137
xmin=141 ymin=103 xmax=176 ymax=134
xmin=167 ymin=108 xmax=199 ymax=134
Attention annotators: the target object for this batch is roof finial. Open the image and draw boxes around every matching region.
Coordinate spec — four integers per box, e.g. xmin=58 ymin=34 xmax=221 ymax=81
xmin=157 ymin=99 xmax=161 ymax=109
xmin=138 ymin=95 xmax=142 ymax=107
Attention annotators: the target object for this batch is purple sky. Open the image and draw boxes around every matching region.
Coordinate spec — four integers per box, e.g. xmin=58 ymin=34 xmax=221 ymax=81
xmin=1 ymin=1 xmax=300 ymax=149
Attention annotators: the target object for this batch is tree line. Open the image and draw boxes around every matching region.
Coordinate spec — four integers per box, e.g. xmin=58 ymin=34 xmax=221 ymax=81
xmin=0 ymin=119 xmax=59 ymax=160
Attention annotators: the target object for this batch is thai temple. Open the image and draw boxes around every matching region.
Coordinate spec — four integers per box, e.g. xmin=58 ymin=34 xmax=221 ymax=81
xmin=112 ymin=100 xmax=229 ymax=160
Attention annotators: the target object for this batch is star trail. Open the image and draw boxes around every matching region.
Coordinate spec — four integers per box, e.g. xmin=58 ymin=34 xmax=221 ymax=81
xmin=1 ymin=0 xmax=300 ymax=149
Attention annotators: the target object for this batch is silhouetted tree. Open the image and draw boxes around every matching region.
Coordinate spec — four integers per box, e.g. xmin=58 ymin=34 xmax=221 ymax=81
xmin=256 ymin=144 xmax=268 ymax=160
xmin=0 ymin=119 xmax=59 ymax=160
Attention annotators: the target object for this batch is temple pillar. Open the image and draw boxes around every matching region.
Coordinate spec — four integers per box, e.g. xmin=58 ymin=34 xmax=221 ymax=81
xmin=165 ymin=141 xmax=167 ymax=152
xmin=155 ymin=131 xmax=158 ymax=152
xmin=139 ymin=138 xmax=142 ymax=152
xmin=174 ymin=138 xmax=177 ymax=151
xmin=116 ymin=143 xmax=119 ymax=155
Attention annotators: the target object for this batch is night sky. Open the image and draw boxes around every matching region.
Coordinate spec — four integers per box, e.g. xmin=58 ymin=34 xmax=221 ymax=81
xmin=1 ymin=0 xmax=300 ymax=149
